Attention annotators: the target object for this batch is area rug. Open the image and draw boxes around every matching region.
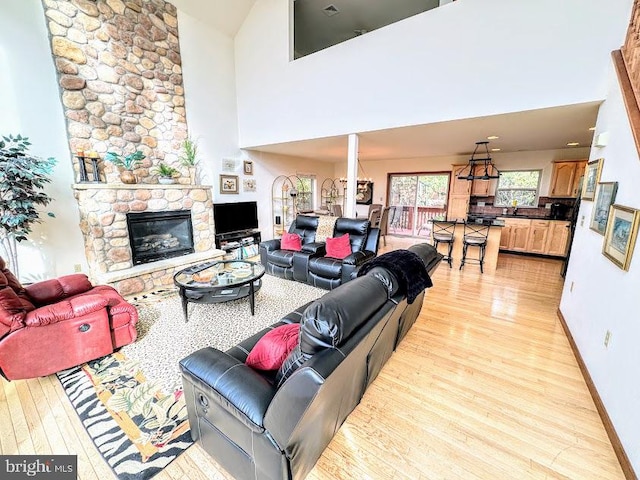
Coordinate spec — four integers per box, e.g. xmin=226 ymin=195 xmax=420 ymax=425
xmin=57 ymin=275 xmax=326 ymax=480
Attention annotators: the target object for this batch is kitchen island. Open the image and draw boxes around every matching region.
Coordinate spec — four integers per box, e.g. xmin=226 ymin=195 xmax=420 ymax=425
xmin=431 ymin=219 xmax=504 ymax=274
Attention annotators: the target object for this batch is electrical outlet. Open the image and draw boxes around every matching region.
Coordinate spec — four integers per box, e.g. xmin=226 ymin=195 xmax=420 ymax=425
xmin=570 ymin=281 xmax=574 ymax=292
xmin=74 ymin=264 xmax=82 ymax=272
xmin=604 ymin=330 xmax=612 ymax=348
xmin=580 ymin=215 xmax=585 ymax=227
xmin=545 ymin=203 xmax=552 ymax=209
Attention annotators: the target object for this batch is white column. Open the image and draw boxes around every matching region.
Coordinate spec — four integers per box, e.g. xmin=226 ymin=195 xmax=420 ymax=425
xmin=345 ymin=133 xmax=359 ymax=217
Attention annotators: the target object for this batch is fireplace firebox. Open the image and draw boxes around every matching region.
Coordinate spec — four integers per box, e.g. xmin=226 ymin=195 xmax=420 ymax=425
xmin=127 ymin=210 xmax=195 ymax=265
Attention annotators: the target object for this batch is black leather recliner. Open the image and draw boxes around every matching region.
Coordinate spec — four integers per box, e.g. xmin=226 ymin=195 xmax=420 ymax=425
xmin=305 ymin=218 xmax=380 ymax=290
xmin=259 ymin=215 xmax=319 ymax=281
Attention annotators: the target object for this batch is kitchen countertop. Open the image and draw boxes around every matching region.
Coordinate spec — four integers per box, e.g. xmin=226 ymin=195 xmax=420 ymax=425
xmin=469 ymin=214 xmax=570 ymax=222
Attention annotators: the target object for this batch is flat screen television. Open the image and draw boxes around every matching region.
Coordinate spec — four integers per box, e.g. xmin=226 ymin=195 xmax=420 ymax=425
xmin=213 ymin=201 xmax=259 ymax=235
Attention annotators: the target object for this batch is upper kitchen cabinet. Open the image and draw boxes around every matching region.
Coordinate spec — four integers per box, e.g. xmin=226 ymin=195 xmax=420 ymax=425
xmin=448 ymin=165 xmax=471 ymax=221
xmin=450 ymin=165 xmax=471 ymax=195
xmin=470 ymin=165 xmax=497 ymax=197
xmin=548 ymin=160 xmax=587 ymax=198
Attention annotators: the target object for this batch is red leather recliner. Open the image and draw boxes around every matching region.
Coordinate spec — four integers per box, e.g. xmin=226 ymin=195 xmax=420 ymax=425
xmin=0 ymin=257 xmax=138 ymax=380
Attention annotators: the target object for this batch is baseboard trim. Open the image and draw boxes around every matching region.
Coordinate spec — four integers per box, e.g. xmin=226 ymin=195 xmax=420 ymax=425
xmin=557 ymin=309 xmax=637 ymax=480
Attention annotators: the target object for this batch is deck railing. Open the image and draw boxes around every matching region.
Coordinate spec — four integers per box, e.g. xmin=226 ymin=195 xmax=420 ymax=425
xmin=388 ymin=206 xmax=447 ymax=236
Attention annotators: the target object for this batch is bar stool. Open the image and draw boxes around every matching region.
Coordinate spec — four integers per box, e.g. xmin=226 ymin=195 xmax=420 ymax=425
xmin=459 ymin=222 xmax=490 ymax=273
xmin=431 ymin=221 xmax=457 ymax=268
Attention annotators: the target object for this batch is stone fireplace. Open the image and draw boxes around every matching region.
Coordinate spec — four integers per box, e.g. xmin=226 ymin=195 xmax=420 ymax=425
xmin=73 ymin=183 xmax=223 ymax=295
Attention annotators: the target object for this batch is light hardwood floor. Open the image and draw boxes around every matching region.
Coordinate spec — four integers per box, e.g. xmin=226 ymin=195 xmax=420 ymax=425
xmin=0 ymin=236 xmax=625 ymax=479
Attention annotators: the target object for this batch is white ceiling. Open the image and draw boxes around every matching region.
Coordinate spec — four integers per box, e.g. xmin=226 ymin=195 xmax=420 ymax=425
xmin=246 ymin=102 xmax=601 ymax=162
xmin=170 ymin=0 xmax=256 ymax=37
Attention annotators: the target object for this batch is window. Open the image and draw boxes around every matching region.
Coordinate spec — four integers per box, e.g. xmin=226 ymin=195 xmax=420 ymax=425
xmin=295 ymin=175 xmax=315 ymax=212
xmin=494 ymin=170 xmax=541 ymax=207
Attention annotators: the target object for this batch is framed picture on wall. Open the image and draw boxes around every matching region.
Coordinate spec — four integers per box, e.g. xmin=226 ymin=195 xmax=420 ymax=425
xmin=355 ymin=181 xmax=373 ymax=205
xmin=602 ymin=204 xmax=640 ymax=271
xmin=582 ymin=158 xmax=604 ymax=201
xmin=221 ymin=158 xmax=237 ymax=172
xmin=589 ymin=182 xmax=618 ymax=235
xmin=220 ymin=174 xmax=239 ymax=194
xmin=243 ymin=160 xmax=253 ymax=175
xmin=243 ymin=179 xmax=256 ymax=192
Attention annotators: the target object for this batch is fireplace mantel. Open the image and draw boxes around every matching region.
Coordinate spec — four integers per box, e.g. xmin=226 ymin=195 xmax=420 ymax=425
xmin=73 ymin=183 xmax=213 ymax=191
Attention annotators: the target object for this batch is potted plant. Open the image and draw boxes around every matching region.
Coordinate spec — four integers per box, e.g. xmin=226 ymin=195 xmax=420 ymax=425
xmin=152 ymin=162 xmax=180 ymax=184
xmin=179 ymin=136 xmax=199 ymax=184
xmin=104 ymin=150 xmax=146 ymax=184
xmin=0 ymin=134 xmax=56 ymax=279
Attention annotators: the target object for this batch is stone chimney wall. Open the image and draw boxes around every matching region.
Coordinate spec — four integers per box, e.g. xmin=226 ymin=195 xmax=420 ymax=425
xmin=41 ymin=0 xmax=187 ymax=183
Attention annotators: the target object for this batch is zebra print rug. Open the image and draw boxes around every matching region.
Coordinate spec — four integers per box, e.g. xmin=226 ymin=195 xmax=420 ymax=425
xmin=57 ymin=275 xmax=326 ymax=480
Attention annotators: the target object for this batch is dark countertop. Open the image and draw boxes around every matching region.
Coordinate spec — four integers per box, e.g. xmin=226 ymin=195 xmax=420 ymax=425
xmin=469 ymin=214 xmax=570 ymax=221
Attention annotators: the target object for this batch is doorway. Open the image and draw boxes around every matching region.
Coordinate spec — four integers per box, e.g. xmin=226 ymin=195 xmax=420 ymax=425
xmin=387 ymin=173 xmax=450 ymax=238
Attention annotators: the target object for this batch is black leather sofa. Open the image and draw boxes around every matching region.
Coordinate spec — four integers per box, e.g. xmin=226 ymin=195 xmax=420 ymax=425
xmin=260 ymin=216 xmax=380 ymax=290
xmin=180 ymin=244 xmax=442 ymax=480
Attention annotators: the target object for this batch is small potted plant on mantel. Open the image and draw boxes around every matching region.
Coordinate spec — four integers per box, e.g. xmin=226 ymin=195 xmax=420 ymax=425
xmin=179 ymin=136 xmax=199 ymax=184
xmin=152 ymin=162 xmax=180 ymax=184
xmin=104 ymin=150 xmax=145 ymax=184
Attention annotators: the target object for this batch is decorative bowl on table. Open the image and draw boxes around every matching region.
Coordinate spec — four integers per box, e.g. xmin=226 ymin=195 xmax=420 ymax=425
xmin=232 ymin=268 xmax=252 ymax=279
xmin=192 ymin=270 xmax=217 ymax=283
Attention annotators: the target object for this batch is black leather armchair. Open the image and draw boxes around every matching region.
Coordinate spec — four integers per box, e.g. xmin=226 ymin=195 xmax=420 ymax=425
xmin=259 ymin=215 xmax=319 ymax=281
xmin=306 ymin=218 xmax=380 ymax=290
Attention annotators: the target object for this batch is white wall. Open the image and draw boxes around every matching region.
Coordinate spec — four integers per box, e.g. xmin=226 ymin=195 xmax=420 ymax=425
xmin=244 ymin=151 xmax=335 ymax=240
xmin=0 ymin=0 xmax=87 ymax=280
xmin=235 ymin=0 xmax=632 ymax=149
xmin=176 ymin=8 xmax=333 ymax=241
xmin=335 ymin=148 xmax=591 ymax=216
xmin=177 ymin=9 xmax=243 ymax=192
xmin=560 ymin=62 xmax=640 ymax=473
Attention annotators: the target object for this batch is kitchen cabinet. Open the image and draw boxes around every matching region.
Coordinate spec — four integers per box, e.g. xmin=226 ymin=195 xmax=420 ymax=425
xmin=450 ymin=165 xmax=471 ymax=195
xmin=499 ymin=218 xmax=530 ymax=251
xmin=546 ymin=221 xmax=571 ymax=256
xmin=448 ymin=165 xmax=471 ymax=221
xmin=509 ymin=221 xmax=531 ymax=251
xmin=499 ymin=218 xmax=571 ymax=256
xmin=548 ymin=160 xmax=587 ymax=198
xmin=448 ymin=196 xmax=470 ymax=222
xmin=527 ymin=220 xmax=550 ymax=254
xmin=470 ymin=165 xmax=495 ymax=197
xmin=499 ymin=224 xmax=512 ymax=249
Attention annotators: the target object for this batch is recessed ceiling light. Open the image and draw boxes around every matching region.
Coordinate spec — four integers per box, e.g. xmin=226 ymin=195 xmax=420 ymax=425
xmin=589 ymin=127 xmax=596 ymax=131
xmin=567 ymin=142 xmax=580 ymax=147
xmin=491 ymin=148 xmax=501 ymax=152
xmin=487 ymin=135 xmax=499 ymax=140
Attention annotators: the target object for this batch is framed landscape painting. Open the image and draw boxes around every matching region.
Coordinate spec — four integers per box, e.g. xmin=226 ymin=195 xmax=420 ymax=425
xmin=581 ymin=158 xmax=603 ymax=201
xmin=602 ymin=204 xmax=640 ymax=271
xmin=590 ymin=182 xmax=618 ymax=235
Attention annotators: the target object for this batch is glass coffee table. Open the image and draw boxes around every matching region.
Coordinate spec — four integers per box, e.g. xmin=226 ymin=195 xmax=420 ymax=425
xmin=173 ymin=260 xmax=265 ymax=322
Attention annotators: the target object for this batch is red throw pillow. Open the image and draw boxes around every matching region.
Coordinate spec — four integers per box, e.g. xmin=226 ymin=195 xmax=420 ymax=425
xmin=325 ymin=233 xmax=351 ymax=259
xmin=281 ymin=232 xmax=302 ymax=251
xmin=246 ymin=323 xmax=300 ymax=371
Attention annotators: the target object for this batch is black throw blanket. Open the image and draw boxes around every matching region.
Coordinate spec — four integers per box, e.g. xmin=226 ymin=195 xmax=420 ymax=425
xmin=357 ymin=250 xmax=433 ymax=304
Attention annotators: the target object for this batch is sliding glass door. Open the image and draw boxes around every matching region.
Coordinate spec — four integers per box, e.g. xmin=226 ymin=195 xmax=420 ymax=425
xmin=388 ymin=173 xmax=449 ymax=238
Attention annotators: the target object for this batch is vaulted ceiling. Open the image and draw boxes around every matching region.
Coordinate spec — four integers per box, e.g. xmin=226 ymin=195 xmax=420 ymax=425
xmin=171 ymin=1 xmax=599 ymax=162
